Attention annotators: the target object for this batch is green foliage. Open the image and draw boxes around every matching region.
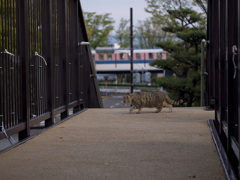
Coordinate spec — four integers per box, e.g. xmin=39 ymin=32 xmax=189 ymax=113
xmin=146 ymin=0 xmax=206 ymax=106
xmin=83 ymin=12 xmax=115 ymax=49
xmin=115 ymin=18 xmax=130 ymax=48
xmin=0 ymin=1 xmax=17 ymax=54
xmin=135 ymin=18 xmax=167 ymax=49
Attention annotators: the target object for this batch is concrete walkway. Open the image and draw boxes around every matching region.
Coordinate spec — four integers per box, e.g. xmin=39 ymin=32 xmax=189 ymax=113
xmin=0 ymin=107 xmax=226 ymax=180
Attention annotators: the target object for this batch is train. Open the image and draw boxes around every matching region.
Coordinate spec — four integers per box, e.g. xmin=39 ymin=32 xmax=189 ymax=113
xmin=91 ymin=48 xmax=168 ymax=61
xmin=90 ymin=48 xmax=172 ymax=83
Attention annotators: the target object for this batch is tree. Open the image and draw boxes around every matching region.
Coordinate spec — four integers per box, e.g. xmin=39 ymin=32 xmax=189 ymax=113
xmin=115 ymin=18 xmax=130 ymax=48
xmin=135 ymin=18 xmax=167 ymax=49
xmin=83 ymin=12 xmax=115 ymax=49
xmin=194 ymin=0 xmax=207 ymax=14
xmin=146 ymin=0 xmax=206 ymax=106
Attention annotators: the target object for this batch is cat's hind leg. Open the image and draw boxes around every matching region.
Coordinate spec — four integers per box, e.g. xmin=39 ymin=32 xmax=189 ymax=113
xmin=168 ymin=104 xmax=173 ymax=113
xmin=155 ymin=106 xmax=162 ymax=113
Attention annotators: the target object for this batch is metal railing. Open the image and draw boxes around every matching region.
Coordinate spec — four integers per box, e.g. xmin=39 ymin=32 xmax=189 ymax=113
xmin=0 ymin=0 xmax=102 ymax=142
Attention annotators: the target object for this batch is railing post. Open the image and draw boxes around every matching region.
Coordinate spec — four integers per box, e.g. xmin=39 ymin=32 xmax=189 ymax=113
xmin=42 ymin=0 xmax=54 ymax=127
xmin=18 ymin=0 xmax=30 ymax=141
xmin=130 ymin=8 xmax=134 ymax=93
xmin=201 ymin=39 xmax=208 ymax=107
xmin=70 ymin=0 xmax=80 ymax=112
xmin=59 ymin=0 xmax=69 ymax=119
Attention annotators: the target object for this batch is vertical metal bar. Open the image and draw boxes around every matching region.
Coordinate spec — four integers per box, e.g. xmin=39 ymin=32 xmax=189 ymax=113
xmin=130 ymin=8 xmax=133 ymax=93
xmin=18 ymin=0 xmax=30 ymax=141
xmin=42 ymin=0 xmax=54 ymax=127
xmin=218 ymin=0 xmax=226 ymax=137
xmin=7 ymin=0 xmax=9 ymax=51
xmin=13 ymin=53 xmax=16 ymax=125
xmin=229 ymin=0 xmax=237 ymax=139
xmin=16 ymin=0 xmax=20 ymax=125
xmin=9 ymin=0 xmax=13 ymax=126
xmin=213 ymin=0 xmax=220 ymax=135
xmin=6 ymin=54 xmax=9 ymax=128
xmin=3 ymin=0 xmax=6 ymax=129
xmin=38 ymin=0 xmax=42 ymax=114
xmin=29 ymin=0 xmax=33 ymax=118
xmin=0 ymin=0 xmax=3 ymax=128
xmin=3 ymin=51 xmax=6 ymax=128
xmin=12 ymin=0 xmax=16 ymax=125
xmin=10 ymin=57 xmax=13 ymax=127
xmin=13 ymin=0 xmax=15 ymax=53
xmin=39 ymin=58 xmax=42 ymax=115
xmin=34 ymin=2 xmax=37 ymax=117
xmin=69 ymin=0 xmax=79 ymax=110
xmin=205 ymin=0 xmax=215 ymax=110
xmin=1 ymin=0 xmax=2 ymax=52
xmin=10 ymin=0 xmax=12 ymax=54
xmin=37 ymin=56 xmax=40 ymax=116
xmin=201 ymin=39 xmax=206 ymax=107
xmin=238 ymin=0 xmax=240 ymax=177
xmin=68 ymin=3 xmax=71 ymax=103
xmin=76 ymin=0 xmax=81 ymax=110
xmin=59 ymin=0 xmax=69 ymax=118
xmin=225 ymin=0 xmax=230 ymax=153
xmin=4 ymin=0 xmax=6 ymax=49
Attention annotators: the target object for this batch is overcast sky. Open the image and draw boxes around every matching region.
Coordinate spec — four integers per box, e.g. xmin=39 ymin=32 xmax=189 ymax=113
xmin=80 ymin=0 xmax=151 ymax=28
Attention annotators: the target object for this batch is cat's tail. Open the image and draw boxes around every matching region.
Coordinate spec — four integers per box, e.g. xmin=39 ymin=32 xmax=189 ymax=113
xmin=166 ymin=96 xmax=183 ymax=105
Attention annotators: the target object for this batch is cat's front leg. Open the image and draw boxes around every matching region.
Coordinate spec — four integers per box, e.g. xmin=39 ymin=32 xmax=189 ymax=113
xmin=137 ymin=107 xmax=142 ymax=114
xmin=129 ymin=105 xmax=137 ymax=113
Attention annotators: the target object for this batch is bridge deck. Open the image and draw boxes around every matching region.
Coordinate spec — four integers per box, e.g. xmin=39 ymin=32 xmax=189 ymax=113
xmin=0 ymin=108 xmax=226 ymax=180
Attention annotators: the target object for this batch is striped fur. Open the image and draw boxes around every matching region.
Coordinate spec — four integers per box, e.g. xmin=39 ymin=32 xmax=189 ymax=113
xmin=123 ymin=91 xmax=183 ymax=114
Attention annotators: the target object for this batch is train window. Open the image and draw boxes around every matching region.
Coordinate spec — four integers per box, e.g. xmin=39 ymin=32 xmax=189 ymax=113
xmin=136 ymin=53 xmax=141 ymax=59
xmin=120 ymin=53 xmax=125 ymax=60
xmin=157 ymin=53 xmax=162 ymax=59
xmin=149 ymin=53 xmax=153 ymax=59
xmin=99 ymin=54 xmax=104 ymax=60
xmin=107 ymin=53 xmax=112 ymax=60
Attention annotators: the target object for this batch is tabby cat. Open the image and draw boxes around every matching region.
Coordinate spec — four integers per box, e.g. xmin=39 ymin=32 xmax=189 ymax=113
xmin=122 ymin=91 xmax=183 ymax=114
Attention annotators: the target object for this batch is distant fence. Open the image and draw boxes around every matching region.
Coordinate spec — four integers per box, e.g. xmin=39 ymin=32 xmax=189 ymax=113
xmin=0 ymin=0 xmax=103 ymax=141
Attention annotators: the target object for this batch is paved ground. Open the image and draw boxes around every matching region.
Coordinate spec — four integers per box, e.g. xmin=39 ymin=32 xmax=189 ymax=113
xmin=102 ymin=94 xmax=130 ymax=108
xmin=0 ymin=95 xmax=122 ymax=151
xmin=0 ymin=107 xmax=226 ymax=180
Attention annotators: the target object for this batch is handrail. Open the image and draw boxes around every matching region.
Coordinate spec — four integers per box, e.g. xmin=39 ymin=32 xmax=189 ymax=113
xmin=35 ymin=51 xmax=47 ymax=66
xmin=3 ymin=49 xmax=15 ymax=56
xmin=232 ymin=45 xmax=237 ymax=79
xmin=79 ymin=42 xmax=103 ymax=108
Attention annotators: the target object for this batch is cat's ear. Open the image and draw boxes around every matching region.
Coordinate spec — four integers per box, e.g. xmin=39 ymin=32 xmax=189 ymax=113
xmin=127 ymin=95 xmax=131 ymax=100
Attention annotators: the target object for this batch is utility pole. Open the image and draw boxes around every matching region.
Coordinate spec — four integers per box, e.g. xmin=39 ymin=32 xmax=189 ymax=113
xmin=130 ymin=8 xmax=133 ymax=93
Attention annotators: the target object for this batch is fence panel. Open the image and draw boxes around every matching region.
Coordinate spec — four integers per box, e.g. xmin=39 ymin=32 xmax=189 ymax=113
xmin=208 ymin=0 xmax=240 ymax=179
xmin=0 ymin=0 xmax=22 ymax=131
xmin=0 ymin=0 xmax=103 ymax=142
